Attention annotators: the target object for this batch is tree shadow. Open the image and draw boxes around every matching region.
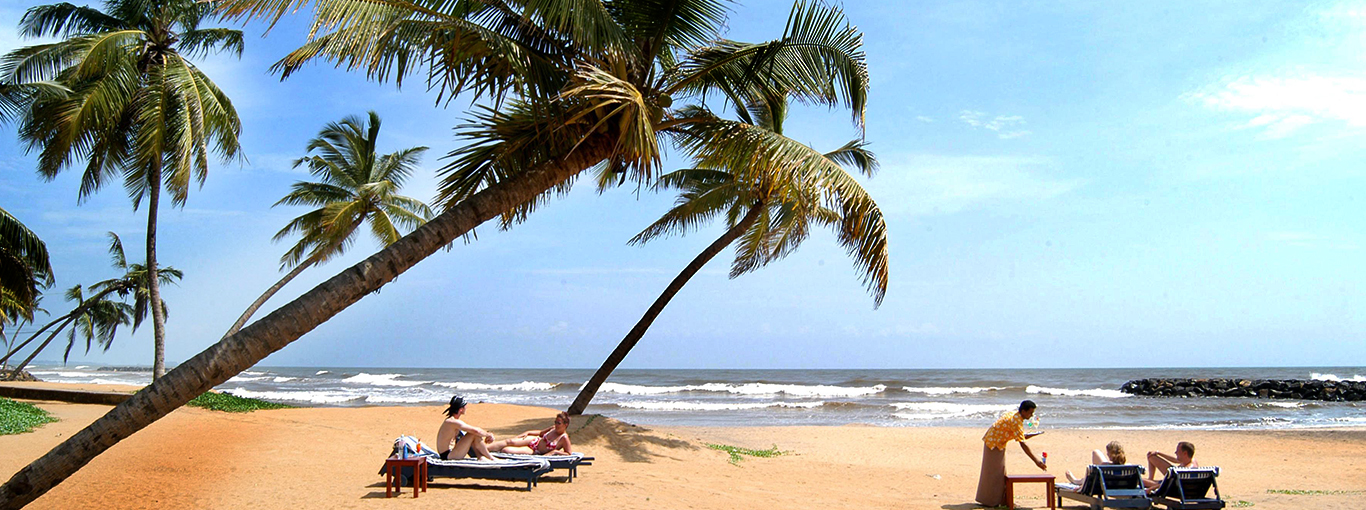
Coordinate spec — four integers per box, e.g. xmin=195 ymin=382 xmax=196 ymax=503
xmin=573 ymin=415 xmax=698 ymax=463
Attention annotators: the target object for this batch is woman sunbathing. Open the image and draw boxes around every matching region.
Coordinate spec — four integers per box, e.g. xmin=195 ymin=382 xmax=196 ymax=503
xmin=488 ymin=412 xmax=574 ymax=456
xmin=1065 ymin=441 xmax=1127 ymax=484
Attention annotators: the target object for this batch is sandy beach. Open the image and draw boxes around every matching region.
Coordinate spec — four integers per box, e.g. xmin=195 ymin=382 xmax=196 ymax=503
xmin=3 ymin=382 xmax=1364 ymax=510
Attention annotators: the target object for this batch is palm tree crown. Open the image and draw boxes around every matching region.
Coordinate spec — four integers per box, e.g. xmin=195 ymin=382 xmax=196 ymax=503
xmin=2 ymin=0 xmax=245 ymax=380
xmin=275 ymin=111 xmax=433 ymax=268
xmin=219 ymin=112 xmax=433 ymax=338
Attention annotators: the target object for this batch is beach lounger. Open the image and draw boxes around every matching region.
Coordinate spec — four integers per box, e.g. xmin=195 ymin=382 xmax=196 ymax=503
xmin=1055 ymin=465 xmax=1152 ymax=509
xmin=1150 ymin=468 xmax=1224 ymax=510
xmin=491 ymin=452 xmax=595 ymax=481
xmin=380 ymin=436 xmax=553 ymax=491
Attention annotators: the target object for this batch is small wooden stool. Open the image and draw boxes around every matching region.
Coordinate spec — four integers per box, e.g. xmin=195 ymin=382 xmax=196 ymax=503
xmin=1004 ymin=473 xmax=1056 ymax=510
xmin=384 ymin=457 xmax=428 ymax=498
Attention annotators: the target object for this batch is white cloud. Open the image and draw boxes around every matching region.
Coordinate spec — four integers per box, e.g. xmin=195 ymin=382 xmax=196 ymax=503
xmin=871 ymin=154 xmax=1081 ymax=217
xmin=958 ymin=110 xmax=1031 ymax=139
xmin=1186 ymin=73 xmax=1366 ymax=139
xmin=916 ymin=115 xmax=935 ymax=123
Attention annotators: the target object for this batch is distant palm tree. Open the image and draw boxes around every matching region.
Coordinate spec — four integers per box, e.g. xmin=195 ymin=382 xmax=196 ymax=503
xmin=0 ymin=207 xmax=53 ymax=334
xmin=222 ymin=112 xmax=433 ymax=338
xmin=2 ymin=0 xmax=244 ymax=380
xmin=568 ymin=94 xmax=887 ymax=414
xmin=0 ymin=2 xmax=872 ymax=505
xmin=2 ymin=233 xmax=180 ymax=379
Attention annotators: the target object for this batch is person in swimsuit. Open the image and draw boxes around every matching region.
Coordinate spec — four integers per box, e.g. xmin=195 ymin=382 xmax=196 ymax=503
xmin=1144 ymin=441 xmax=1198 ymax=489
xmin=487 ymin=412 xmax=573 ymax=456
xmin=434 ymin=396 xmax=496 ymax=461
xmin=1065 ymin=440 xmax=1127 ymax=484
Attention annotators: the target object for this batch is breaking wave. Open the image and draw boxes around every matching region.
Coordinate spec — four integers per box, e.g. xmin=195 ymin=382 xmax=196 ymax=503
xmin=1026 ymin=385 xmax=1129 ymax=398
xmin=597 ymin=382 xmax=886 ymax=398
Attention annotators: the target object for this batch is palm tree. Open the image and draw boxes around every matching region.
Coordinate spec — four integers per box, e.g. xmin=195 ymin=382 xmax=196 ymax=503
xmin=0 ymin=2 xmax=872 ymax=505
xmin=0 ymin=207 xmax=53 ymax=335
xmin=1 ymin=0 xmax=244 ymax=382
xmin=1 ymin=233 xmax=180 ymax=379
xmin=222 ymin=111 xmax=432 ymax=338
xmin=568 ymin=94 xmax=886 ymax=414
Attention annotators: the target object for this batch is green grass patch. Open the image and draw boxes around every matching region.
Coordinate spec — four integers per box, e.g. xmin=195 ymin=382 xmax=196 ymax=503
xmin=705 ymin=443 xmax=787 ymax=465
xmin=1230 ymin=500 xmax=1255 ymax=507
xmin=187 ymin=391 xmax=292 ymax=413
xmin=1266 ymin=489 xmax=1364 ymax=496
xmin=0 ymin=397 xmax=58 ymax=435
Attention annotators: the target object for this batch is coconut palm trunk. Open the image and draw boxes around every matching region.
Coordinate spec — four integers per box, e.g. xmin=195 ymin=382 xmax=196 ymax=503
xmin=0 ymin=140 xmax=611 ymax=509
xmin=0 ymin=285 xmax=124 ymax=378
xmin=568 ymin=203 xmax=763 ymax=416
xmin=146 ymin=161 xmax=168 ymax=380
xmin=221 ymin=258 xmax=316 ymax=339
xmin=6 ymin=316 xmax=79 ymax=379
xmin=225 ymin=201 xmax=382 ymax=340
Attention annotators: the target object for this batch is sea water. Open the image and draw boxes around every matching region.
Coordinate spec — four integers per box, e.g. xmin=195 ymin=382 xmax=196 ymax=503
xmin=23 ymin=365 xmax=1366 ymax=429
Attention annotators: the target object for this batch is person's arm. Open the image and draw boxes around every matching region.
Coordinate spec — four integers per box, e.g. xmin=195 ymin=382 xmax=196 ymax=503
xmin=518 ymin=429 xmax=544 ymax=438
xmin=1148 ymin=451 xmax=1177 ymax=463
xmin=1020 ymin=441 xmax=1046 ymax=471
xmin=457 ymin=420 xmax=494 ymax=440
xmin=554 ymin=434 xmax=572 ymax=455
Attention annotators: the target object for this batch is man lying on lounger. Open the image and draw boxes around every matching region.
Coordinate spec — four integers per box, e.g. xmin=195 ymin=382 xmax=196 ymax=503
xmin=435 ymin=396 xmax=497 ymax=461
xmin=1144 ymin=441 xmax=1198 ymax=489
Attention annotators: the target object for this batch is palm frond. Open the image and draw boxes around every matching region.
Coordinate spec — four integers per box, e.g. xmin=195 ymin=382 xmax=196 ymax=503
xmin=666 ymin=0 xmax=868 ymax=131
xmin=177 ymin=28 xmax=246 ymax=59
xmin=18 ymin=3 xmax=126 ymax=39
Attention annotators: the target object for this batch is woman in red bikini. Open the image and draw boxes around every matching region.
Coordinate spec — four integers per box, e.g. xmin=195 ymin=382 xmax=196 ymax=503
xmin=487 ymin=412 xmax=574 ymax=455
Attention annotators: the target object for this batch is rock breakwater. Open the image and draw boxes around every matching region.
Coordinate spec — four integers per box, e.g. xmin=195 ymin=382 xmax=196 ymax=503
xmin=1121 ymin=378 xmax=1365 ymax=401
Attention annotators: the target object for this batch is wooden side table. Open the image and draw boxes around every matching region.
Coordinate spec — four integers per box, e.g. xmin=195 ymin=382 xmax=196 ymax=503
xmin=1004 ymin=473 xmax=1055 ymax=510
xmin=384 ymin=457 xmax=428 ymax=498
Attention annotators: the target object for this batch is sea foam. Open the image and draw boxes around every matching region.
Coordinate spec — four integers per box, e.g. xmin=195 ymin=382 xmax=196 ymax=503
xmin=222 ymin=388 xmax=363 ymax=404
xmin=597 ymin=382 xmax=886 ymax=398
xmin=1026 ymin=385 xmax=1129 ymax=398
xmin=616 ymin=401 xmax=824 ymax=411
xmin=434 ymin=381 xmax=559 ymax=392
xmin=342 ymin=373 xmax=429 ymax=387
xmin=1311 ymin=373 xmax=1366 ymax=382
xmin=891 ymin=402 xmax=1015 ymax=420
xmin=901 ymin=386 xmax=1008 ymax=395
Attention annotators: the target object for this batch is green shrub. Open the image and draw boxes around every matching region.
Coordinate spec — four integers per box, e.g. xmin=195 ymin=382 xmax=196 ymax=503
xmin=187 ymin=391 xmax=292 ymax=413
xmin=0 ymin=397 xmax=58 ymax=435
xmin=705 ymin=443 xmax=788 ymax=465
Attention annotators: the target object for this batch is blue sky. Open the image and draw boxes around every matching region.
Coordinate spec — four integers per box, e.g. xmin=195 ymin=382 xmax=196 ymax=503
xmin=2 ymin=1 xmax=1363 ymax=369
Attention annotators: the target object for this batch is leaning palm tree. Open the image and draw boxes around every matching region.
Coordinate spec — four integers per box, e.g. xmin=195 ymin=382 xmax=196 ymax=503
xmin=1 ymin=0 xmax=244 ymax=382
xmin=221 ymin=111 xmax=432 ymax=338
xmin=1 ymin=233 xmax=180 ymax=379
xmin=0 ymin=2 xmax=872 ymax=505
xmin=568 ymin=94 xmax=885 ymax=414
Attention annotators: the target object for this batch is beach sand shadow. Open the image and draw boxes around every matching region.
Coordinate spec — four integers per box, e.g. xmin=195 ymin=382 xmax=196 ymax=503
xmin=489 ymin=414 xmax=697 ymax=464
xmin=940 ymin=503 xmax=987 ymax=509
xmin=360 ymin=480 xmax=528 ymax=498
xmin=574 ymin=415 xmax=698 ymax=463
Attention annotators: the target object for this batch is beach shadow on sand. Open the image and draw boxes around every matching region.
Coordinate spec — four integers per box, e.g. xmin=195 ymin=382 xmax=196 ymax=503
xmin=940 ymin=504 xmax=987 ymax=510
xmin=360 ymin=481 xmax=528 ymax=498
xmin=493 ymin=415 xmax=698 ymax=464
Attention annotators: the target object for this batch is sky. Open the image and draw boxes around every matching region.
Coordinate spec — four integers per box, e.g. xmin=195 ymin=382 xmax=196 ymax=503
xmin=1 ymin=0 xmax=1363 ymax=370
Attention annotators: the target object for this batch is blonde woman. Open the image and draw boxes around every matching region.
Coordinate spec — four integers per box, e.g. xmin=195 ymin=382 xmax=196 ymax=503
xmin=1065 ymin=441 xmax=1127 ymax=484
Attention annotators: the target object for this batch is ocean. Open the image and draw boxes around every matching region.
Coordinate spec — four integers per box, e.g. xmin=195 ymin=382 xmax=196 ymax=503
xmin=23 ymin=365 xmax=1366 ymax=430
